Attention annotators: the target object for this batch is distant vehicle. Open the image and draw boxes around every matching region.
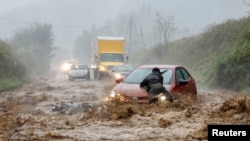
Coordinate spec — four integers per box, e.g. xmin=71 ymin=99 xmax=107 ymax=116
xmin=91 ymin=36 xmax=129 ymax=79
xmin=62 ymin=60 xmax=78 ymax=74
xmin=107 ymin=64 xmax=197 ymax=104
xmin=68 ymin=63 xmax=90 ymax=81
xmin=110 ymin=64 xmax=133 ymax=80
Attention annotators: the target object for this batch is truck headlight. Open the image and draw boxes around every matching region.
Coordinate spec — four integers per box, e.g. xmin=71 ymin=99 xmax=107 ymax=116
xmin=99 ymin=66 xmax=106 ymax=71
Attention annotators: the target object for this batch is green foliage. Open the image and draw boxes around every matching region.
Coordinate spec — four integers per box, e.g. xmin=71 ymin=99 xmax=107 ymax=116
xmin=0 ymin=40 xmax=26 ymax=78
xmin=0 ymin=77 xmax=24 ymax=92
xmin=0 ymin=23 xmax=54 ymax=91
xmin=241 ymin=87 xmax=250 ymax=96
xmin=185 ymin=17 xmax=250 ymax=91
xmin=0 ymin=40 xmax=28 ymax=92
xmin=135 ymin=16 xmax=250 ymax=91
xmin=10 ymin=23 xmax=55 ymax=77
xmin=215 ymin=33 xmax=250 ymax=90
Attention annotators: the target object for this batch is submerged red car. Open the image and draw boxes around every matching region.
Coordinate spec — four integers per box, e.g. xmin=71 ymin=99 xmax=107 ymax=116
xmin=108 ymin=64 xmax=197 ymax=103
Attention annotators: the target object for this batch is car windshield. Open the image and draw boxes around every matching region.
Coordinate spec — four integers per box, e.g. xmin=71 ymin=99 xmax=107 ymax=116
xmin=72 ymin=65 xmax=88 ymax=70
xmin=100 ymin=53 xmax=123 ymax=62
xmin=66 ymin=60 xmax=77 ymax=64
xmin=123 ymin=68 xmax=173 ymax=84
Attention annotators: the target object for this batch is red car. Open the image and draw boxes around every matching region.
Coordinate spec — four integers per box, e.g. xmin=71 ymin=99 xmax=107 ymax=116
xmin=108 ymin=64 xmax=197 ymax=104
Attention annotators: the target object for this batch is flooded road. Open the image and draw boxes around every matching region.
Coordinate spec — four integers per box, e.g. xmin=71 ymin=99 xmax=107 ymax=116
xmin=0 ymin=71 xmax=249 ymax=141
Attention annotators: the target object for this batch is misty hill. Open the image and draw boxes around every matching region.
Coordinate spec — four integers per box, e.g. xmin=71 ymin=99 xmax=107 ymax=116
xmin=133 ymin=16 xmax=250 ymax=92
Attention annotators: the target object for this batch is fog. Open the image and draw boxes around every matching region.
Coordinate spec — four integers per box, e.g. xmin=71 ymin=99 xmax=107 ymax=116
xmin=0 ymin=0 xmax=249 ymax=66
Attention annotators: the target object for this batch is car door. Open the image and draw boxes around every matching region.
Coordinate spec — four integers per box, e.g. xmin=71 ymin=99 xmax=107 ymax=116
xmin=174 ymin=67 xmax=197 ymax=96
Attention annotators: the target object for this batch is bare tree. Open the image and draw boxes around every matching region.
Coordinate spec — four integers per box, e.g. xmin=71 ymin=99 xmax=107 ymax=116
xmin=140 ymin=27 xmax=147 ymax=49
xmin=243 ymin=0 xmax=250 ymax=6
xmin=153 ymin=12 xmax=175 ymax=61
xmin=243 ymin=0 xmax=250 ymax=15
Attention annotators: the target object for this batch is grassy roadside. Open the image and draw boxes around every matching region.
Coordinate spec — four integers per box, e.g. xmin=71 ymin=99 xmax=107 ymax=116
xmin=0 ymin=77 xmax=28 ymax=92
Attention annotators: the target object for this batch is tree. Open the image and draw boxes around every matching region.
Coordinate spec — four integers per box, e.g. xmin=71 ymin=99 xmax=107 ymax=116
xmin=0 ymin=40 xmax=27 ymax=80
xmin=152 ymin=12 xmax=175 ymax=62
xmin=73 ymin=29 xmax=94 ymax=65
xmin=244 ymin=0 xmax=250 ymax=6
xmin=10 ymin=23 xmax=55 ymax=77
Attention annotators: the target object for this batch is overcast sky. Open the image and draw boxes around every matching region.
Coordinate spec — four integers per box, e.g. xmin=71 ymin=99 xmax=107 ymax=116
xmin=0 ymin=0 xmax=38 ymax=14
xmin=0 ymin=0 xmax=249 ymax=47
xmin=0 ymin=0 xmax=249 ymax=30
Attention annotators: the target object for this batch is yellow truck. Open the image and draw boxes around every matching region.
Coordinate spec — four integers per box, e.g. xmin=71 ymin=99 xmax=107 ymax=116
xmin=91 ymin=36 xmax=128 ymax=79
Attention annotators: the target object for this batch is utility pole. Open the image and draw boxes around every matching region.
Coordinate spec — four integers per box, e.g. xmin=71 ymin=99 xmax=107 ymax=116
xmin=129 ymin=16 xmax=133 ymax=55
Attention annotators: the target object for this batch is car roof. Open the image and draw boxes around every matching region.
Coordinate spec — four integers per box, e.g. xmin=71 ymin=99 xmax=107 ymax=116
xmin=137 ymin=64 xmax=182 ymax=69
xmin=65 ymin=60 xmax=78 ymax=63
xmin=74 ymin=63 xmax=88 ymax=66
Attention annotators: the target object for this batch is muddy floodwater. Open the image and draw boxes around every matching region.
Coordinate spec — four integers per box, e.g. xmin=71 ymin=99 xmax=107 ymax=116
xmin=0 ymin=71 xmax=249 ymax=141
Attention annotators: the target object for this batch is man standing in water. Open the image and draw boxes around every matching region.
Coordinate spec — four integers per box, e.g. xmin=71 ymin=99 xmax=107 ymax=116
xmin=140 ymin=67 xmax=174 ymax=103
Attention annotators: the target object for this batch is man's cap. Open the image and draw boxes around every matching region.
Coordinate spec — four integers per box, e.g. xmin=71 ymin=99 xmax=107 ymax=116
xmin=152 ymin=67 xmax=160 ymax=72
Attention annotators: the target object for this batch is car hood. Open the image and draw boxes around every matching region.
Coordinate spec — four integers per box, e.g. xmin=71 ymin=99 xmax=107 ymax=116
xmin=112 ymin=82 xmax=171 ymax=97
xmin=115 ymin=71 xmax=130 ymax=75
xmin=112 ymin=83 xmax=147 ymax=97
xmin=69 ymin=69 xmax=86 ymax=73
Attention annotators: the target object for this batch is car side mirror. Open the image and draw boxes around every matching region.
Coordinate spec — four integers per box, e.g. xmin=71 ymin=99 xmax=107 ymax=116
xmin=115 ymin=77 xmax=123 ymax=83
xmin=124 ymin=55 xmax=129 ymax=63
xmin=178 ymin=79 xmax=188 ymax=85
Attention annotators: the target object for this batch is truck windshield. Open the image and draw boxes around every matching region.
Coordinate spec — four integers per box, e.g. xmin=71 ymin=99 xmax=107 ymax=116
xmin=100 ymin=53 xmax=123 ymax=62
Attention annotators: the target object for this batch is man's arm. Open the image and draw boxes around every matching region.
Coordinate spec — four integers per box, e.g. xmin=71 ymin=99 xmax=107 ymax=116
xmin=140 ymin=78 xmax=148 ymax=88
xmin=140 ymin=74 xmax=150 ymax=89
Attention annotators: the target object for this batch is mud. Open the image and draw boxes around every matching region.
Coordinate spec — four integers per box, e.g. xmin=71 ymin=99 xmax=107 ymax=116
xmin=0 ymin=72 xmax=249 ymax=141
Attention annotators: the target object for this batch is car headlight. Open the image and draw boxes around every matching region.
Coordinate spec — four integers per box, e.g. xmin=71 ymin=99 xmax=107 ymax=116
xmin=107 ymin=91 xmax=128 ymax=103
xmin=91 ymin=64 xmax=97 ymax=68
xmin=114 ymin=73 xmax=122 ymax=79
xmin=62 ymin=64 xmax=70 ymax=71
xmin=160 ymin=95 xmax=166 ymax=101
xmin=110 ymin=90 xmax=117 ymax=98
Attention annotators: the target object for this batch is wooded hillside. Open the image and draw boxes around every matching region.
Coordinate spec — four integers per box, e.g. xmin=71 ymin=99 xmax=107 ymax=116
xmin=133 ymin=16 xmax=250 ymax=92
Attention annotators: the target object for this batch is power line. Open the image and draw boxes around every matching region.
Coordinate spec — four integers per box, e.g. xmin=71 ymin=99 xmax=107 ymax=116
xmin=0 ymin=17 xmax=89 ymax=29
